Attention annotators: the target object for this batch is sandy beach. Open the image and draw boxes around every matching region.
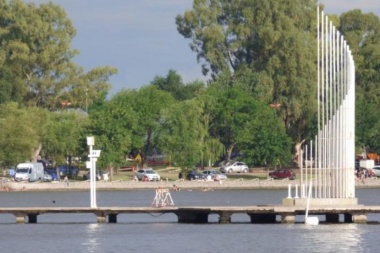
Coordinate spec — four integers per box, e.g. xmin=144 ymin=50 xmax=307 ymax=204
xmin=2 ymin=177 xmax=380 ymax=192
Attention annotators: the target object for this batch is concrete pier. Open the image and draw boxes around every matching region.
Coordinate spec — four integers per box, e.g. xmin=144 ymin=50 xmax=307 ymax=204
xmin=0 ymin=205 xmax=379 ymax=224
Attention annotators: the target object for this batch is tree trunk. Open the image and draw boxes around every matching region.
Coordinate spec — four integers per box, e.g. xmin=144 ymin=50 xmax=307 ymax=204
xmin=294 ymin=141 xmax=305 ymax=168
xmin=32 ymin=143 xmax=42 ymax=162
xmin=109 ymin=165 xmax=113 ymax=181
xmin=226 ymin=144 xmax=235 ymax=161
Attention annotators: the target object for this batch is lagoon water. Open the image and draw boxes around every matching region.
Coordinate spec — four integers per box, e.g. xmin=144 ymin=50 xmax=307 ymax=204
xmin=0 ymin=188 xmax=379 ymax=253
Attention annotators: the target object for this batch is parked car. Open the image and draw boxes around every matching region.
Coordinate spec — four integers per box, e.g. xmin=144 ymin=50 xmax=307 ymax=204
xmin=42 ymin=172 xmax=53 ymax=182
xmin=83 ymin=170 xmax=103 ymax=181
xmin=135 ymin=169 xmax=161 ymax=181
xmin=186 ymin=170 xmax=207 ymax=181
xmin=220 ymin=161 xmax=249 ymax=173
xmin=14 ymin=162 xmax=45 ymax=182
xmin=371 ymin=165 xmax=380 ymax=177
xmin=269 ymin=169 xmax=295 ymax=180
xmin=58 ymin=164 xmax=79 ymax=179
xmin=45 ymin=168 xmax=59 ymax=181
xmin=202 ymin=170 xmax=228 ymax=181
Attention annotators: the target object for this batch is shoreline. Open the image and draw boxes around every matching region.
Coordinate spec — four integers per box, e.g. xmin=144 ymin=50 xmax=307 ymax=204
xmin=2 ymin=177 xmax=380 ymax=192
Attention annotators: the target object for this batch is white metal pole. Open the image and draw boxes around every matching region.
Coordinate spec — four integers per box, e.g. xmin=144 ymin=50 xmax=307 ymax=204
xmin=93 ymin=157 xmax=97 ymax=208
xmin=317 ymin=7 xmax=321 ymax=199
xmin=311 ymin=140 xmax=314 ymax=198
xmin=287 ymin=184 xmax=292 ymax=199
xmin=294 ymin=184 xmax=299 ymax=199
xmin=305 ymin=144 xmax=308 ymax=190
xmin=89 ymin=143 xmax=94 ymax=207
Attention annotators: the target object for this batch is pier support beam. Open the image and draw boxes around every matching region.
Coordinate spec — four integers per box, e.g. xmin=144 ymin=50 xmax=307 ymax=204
xmin=344 ymin=213 xmax=353 ymax=223
xmin=281 ymin=213 xmax=295 ymax=224
xmin=95 ymin=212 xmax=107 ymax=223
xmin=351 ymin=213 xmax=367 ymax=224
xmin=14 ymin=213 xmax=26 ymax=224
xmin=97 ymin=216 xmax=107 ymax=223
xmin=176 ymin=211 xmax=209 ymax=223
xmin=248 ymin=213 xmax=277 ymax=224
xmin=325 ymin=213 xmax=340 ymax=223
xmin=108 ymin=214 xmax=118 ymax=223
xmin=28 ymin=214 xmax=38 ymax=223
xmin=218 ymin=212 xmax=232 ymax=223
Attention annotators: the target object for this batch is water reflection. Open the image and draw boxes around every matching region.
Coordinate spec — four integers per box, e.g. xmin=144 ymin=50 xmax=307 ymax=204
xmin=300 ymin=224 xmax=370 ymax=253
xmin=82 ymin=224 xmax=103 ymax=253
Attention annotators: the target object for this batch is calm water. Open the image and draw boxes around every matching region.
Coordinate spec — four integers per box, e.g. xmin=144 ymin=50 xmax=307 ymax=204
xmin=0 ymin=188 xmax=379 ymax=253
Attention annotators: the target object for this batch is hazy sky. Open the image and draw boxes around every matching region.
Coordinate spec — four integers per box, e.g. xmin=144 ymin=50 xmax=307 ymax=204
xmin=29 ymin=0 xmax=380 ymax=96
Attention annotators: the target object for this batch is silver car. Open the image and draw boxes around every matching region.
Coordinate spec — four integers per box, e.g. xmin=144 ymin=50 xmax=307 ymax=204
xmin=42 ymin=173 xmax=53 ymax=182
xmin=220 ymin=161 xmax=249 ymax=173
xmin=372 ymin=165 xmax=380 ymax=177
xmin=202 ymin=170 xmax=227 ymax=181
xmin=135 ymin=169 xmax=161 ymax=181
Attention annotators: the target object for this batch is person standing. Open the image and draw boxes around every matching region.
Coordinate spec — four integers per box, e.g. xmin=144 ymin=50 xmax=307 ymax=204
xmin=64 ymin=176 xmax=69 ymax=187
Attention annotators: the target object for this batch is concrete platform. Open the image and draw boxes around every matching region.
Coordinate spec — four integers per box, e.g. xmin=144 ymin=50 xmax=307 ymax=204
xmin=282 ymin=197 xmax=359 ymax=206
xmin=0 ymin=204 xmax=378 ymax=224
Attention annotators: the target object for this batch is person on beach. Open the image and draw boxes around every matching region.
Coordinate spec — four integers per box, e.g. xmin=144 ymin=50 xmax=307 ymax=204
xmin=64 ymin=176 xmax=69 ymax=187
xmin=172 ymin=184 xmax=180 ymax=191
xmin=360 ymin=170 xmax=366 ymax=184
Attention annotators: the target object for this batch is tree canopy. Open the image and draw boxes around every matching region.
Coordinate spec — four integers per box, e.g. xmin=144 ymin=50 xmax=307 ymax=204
xmin=0 ymin=0 xmax=116 ymax=110
xmin=176 ymin=0 xmax=318 ymax=147
xmin=337 ymin=10 xmax=380 ymax=152
xmin=151 ymin=70 xmax=205 ymax=101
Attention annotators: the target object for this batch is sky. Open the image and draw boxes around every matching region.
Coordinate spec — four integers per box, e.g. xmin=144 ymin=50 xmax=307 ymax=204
xmin=28 ymin=0 xmax=380 ymax=97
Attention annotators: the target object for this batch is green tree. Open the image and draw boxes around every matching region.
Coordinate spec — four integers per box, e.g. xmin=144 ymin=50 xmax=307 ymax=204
xmin=156 ymin=99 xmax=207 ymax=169
xmin=88 ymin=86 xmax=175 ymax=172
xmin=204 ymin=79 xmax=292 ymax=166
xmin=236 ymin=106 xmax=293 ymax=167
xmin=131 ymin=86 xmax=175 ymax=165
xmin=0 ymin=0 xmax=116 ymax=109
xmin=42 ymin=110 xmax=89 ymax=165
xmin=88 ymin=90 xmax=138 ymax=170
xmin=0 ymin=102 xmax=47 ymax=166
xmin=338 ymin=10 xmax=380 ymax=152
xmin=151 ymin=70 xmax=205 ymax=101
xmin=176 ymin=0 xmax=318 ymax=149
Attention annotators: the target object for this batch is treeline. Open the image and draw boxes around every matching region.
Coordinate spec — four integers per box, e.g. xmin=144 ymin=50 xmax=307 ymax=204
xmin=1 ymin=0 xmax=380 ymax=172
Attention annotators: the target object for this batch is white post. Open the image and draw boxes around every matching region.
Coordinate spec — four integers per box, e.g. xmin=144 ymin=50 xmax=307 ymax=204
xmin=305 ymin=181 xmax=319 ymax=225
xmin=87 ymin=136 xmax=97 ymax=208
xmin=92 ymin=156 xmax=97 ymax=208
xmin=302 ymin=184 xmax=306 ymax=199
xmin=294 ymin=184 xmax=299 ymax=199
xmin=287 ymin=184 xmax=292 ymax=199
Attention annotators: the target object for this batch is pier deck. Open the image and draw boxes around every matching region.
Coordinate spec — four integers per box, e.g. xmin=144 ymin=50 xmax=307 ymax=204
xmin=0 ymin=205 xmax=379 ymax=224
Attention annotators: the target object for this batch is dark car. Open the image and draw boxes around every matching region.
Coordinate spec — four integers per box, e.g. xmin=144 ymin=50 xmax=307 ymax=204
xmin=186 ymin=170 xmax=207 ymax=181
xmin=269 ymin=169 xmax=295 ymax=180
xmin=83 ymin=170 xmax=104 ymax=181
xmin=58 ymin=165 xmax=79 ymax=179
xmin=45 ymin=168 xmax=59 ymax=181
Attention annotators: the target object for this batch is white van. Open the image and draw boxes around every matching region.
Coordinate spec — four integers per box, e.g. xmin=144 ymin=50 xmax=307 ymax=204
xmin=14 ymin=162 xmax=45 ymax=182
